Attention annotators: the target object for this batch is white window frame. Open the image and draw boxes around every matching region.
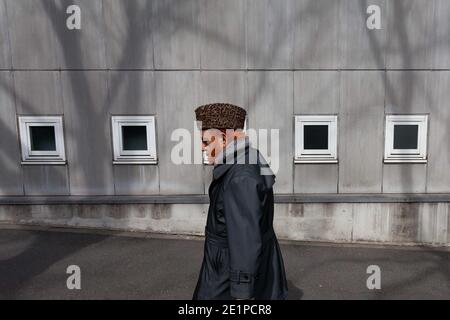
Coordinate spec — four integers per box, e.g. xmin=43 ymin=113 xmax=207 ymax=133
xmin=294 ymin=115 xmax=338 ymax=163
xmin=18 ymin=116 xmax=66 ymax=165
xmin=111 ymin=116 xmax=157 ymax=164
xmin=384 ymin=114 xmax=428 ymax=163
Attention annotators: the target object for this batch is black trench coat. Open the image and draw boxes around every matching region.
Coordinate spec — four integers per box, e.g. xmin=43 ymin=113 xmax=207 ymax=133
xmin=193 ymin=145 xmax=288 ymax=300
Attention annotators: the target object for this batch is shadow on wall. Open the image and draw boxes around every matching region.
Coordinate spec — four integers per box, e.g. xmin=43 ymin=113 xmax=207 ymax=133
xmin=0 ymin=0 xmax=449 ymax=299
xmin=1 ymin=1 xmax=448 ymax=197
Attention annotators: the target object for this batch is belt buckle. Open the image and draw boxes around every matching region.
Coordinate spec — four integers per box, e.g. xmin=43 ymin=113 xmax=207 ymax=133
xmin=232 ymin=270 xmax=251 ymax=284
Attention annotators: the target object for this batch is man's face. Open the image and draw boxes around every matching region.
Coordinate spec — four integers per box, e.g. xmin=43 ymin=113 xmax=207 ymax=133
xmin=201 ymin=128 xmax=246 ymax=164
xmin=201 ymin=129 xmax=226 ymax=164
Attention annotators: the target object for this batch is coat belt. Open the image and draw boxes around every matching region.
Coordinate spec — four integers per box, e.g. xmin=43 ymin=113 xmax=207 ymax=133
xmin=205 ymin=227 xmax=275 ymax=249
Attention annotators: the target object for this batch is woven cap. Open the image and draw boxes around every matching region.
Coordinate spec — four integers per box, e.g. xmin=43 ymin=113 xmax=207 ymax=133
xmin=195 ymin=103 xmax=246 ymax=130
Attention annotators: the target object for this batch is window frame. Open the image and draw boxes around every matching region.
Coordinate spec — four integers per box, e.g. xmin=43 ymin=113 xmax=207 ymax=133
xmin=294 ymin=115 xmax=338 ymax=164
xmin=384 ymin=114 xmax=428 ymax=163
xmin=18 ymin=116 xmax=66 ymax=165
xmin=111 ymin=115 xmax=157 ymax=164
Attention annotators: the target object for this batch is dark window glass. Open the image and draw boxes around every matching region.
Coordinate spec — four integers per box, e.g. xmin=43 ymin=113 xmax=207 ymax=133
xmin=30 ymin=126 xmax=56 ymax=151
xmin=393 ymin=124 xmax=418 ymax=149
xmin=122 ymin=125 xmax=148 ymax=150
xmin=304 ymin=125 xmax=328 ymax=150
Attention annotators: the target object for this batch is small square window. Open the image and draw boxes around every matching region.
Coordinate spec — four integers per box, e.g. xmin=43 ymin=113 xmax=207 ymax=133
xmin=30 ymin=126 xmax=57 ymax=151
xmin=121 ymin=126 xmax=148 ymax=151
xmin=304 ymin=125 xmax=329 ymax=150
xmin=294 ymin=115 xmax=337 ymax=163
xmin=384 ymin=115 xmax=428 ymax=163
xmin=111 ymin=116 xmax=157 ymax=164
xmin=393 ymin=125 xmax=418 ymax=149
xmin=18 ymin=116 xmax=66 ymax=164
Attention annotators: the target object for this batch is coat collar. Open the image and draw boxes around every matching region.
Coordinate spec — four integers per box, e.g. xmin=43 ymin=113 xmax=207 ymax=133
xmin=212 ymin=138 xmax=276 ymax=189
xmin=212 ymin=163 xmax=233 ymax=180
xmin=212 ymin=137 xmax=249 ymax=180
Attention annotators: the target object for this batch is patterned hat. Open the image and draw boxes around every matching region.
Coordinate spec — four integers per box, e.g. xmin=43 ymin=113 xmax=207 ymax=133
xmin=195 ymin=103 xmax=246 ymax=130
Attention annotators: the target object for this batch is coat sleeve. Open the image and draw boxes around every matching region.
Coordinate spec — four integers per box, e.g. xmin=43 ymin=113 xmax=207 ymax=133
xmin=222 ymin=174 xmax=265 ymax=299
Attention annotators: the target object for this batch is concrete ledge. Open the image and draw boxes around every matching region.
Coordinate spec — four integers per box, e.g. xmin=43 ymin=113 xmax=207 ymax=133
xmin=0 ymin=202 xmax=448 ymax=246
xmin=1 ymin=193 xmax=450 ymax=205
xmin=276 ymin=194 xmax=450 ymax=203
xmin=0 ymin=195 xmax=210 ymax=205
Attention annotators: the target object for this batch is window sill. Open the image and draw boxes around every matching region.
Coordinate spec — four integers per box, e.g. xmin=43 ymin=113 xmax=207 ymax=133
xmin=294 ymin=159 xmax=338 ymax=164
xmin=384 ymin=159 xmax=427 ymax=163
xmin=21 ymin=161 xmax=67 ymax=165
xmin=113 ymin=160 xmax=158 ymax=165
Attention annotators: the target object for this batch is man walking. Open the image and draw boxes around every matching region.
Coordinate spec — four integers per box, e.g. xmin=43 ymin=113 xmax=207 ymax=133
xmin=192 ymin=103 xmax=288 ymax=300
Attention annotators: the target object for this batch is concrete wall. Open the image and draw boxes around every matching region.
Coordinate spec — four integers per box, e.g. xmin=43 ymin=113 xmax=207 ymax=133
xmin=0 ymin=0 xmax=450 ymax=244
xmin=0 ymin=201 xmax=448 ymax=246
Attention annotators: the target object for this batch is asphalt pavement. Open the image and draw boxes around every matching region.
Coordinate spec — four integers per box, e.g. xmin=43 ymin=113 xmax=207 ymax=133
xmin=0 ymin=225 xmax=449 ymax=299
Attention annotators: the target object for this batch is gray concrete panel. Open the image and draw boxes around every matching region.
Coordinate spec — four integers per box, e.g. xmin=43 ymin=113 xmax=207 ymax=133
xmin=352 ymin=203 xmax=390 ymax=242
xmin=293 ymin=0 xmax=341 ymax=69
xmin=340 ymin=0 xmax=386 ymax=69
xmin=103 ymin=0 xmax=154 ymax=69
xmin=152 ymin=0 xmax=201 ymax=69
xmin=417 ymin=203 xmax=448 ymax=244
xmin=6 ymin=0 xmax=60 ymax=69
xmin=386 ymin=0 xmax=435 ymax=69
xmin=432 ymin=0 xmax=450 ymax=69
xmin=0 ymin=71 xmax=22 ymax=195
xmin=61 ymin=71 xmax=114 ymax=195
xmin=248 ymin=71 xmax=293 ymax=193
xmin=107 ymin=71 xmax=157 ymax=114
xmin=388 ymin=202 xmax=420 ymax=243
xmin=113 ymin=165 xmax=159 ymax=195
xmin=56 ymin=0 xmax=106 ymax=69
xmin=0 ymin=0 xmax=11 ymax=68
xmin=448 ymin=203 xmax=450 ymax=245
xmin=383 ymin=164 xmax=427 ymax=193
xmin=14 ymin=71 xmax=63 ymax=114
xmin=23 ymin=166 xmax=69 ymax=195
xmin=246 ymin=0 xmax=293 ymax=69
xmin=294 ymin=71 xmax=339 ymax=114
xmin=339 ymin=71 xmax=384 ymax=193
xmin=155 ymin=71 xmax=203 ymax=194
xmin=200 ymin=0 xmax=246 ymax=69
xmin=427 ymin=71 xmax=450 ymax=192
xmin=199 ymin=71 xmax=247 ymax=112
xmin=385 ymin=71 xmax=430 ymax=114
xmin=294 ymin=164 xmax=338 ymax=193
